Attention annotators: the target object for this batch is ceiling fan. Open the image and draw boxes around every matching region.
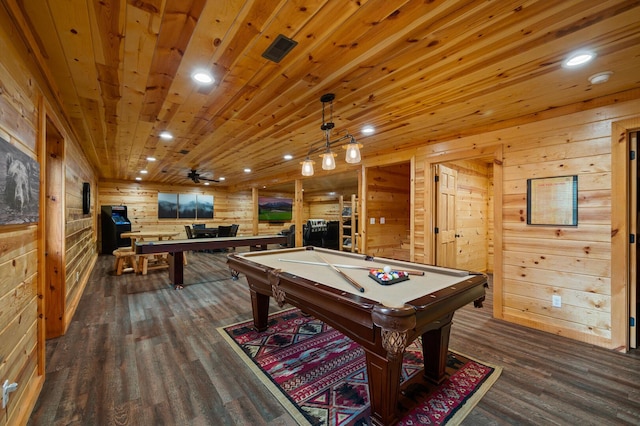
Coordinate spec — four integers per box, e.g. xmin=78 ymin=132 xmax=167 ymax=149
xmin=187 ymin=169 xmax=219 ymax=183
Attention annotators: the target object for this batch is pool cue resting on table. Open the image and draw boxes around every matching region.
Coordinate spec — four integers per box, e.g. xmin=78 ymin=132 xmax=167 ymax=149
xmin=316 ymin=253 xmax=365 ymax=293
xmin=277 ymin=257 xmax=425 ymax=275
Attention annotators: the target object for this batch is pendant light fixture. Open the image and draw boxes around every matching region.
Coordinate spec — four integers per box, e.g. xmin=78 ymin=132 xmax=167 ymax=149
xmin=300 ymin=93 xmax=362 ymax=176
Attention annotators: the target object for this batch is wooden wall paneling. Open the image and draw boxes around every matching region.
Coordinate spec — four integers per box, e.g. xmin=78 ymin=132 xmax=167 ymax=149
xmin=0 ymin=10 xmax=48 ymax=420
xmin=413 ymin=157 xmax=425 ymax=264
xmin=306 ymin=196 xmax=340 ymax=221
xmin=492 ymin=146 xmax=504 ymax=319
xmin=498 ymin=107 xmax=639 ymax=349
xmin=252 ymin=187 xmax=259 ymax=235
xmin=295 ymin=180 xmax=303 ymax=247
xmin=98 ymin=181 xmax=293 ymax=251
xmin=359 ymin=166 xmax=367 ymax=255
xmin=487 ymin=166 xmax=495 ymax=273
xmin=64 ymin=158 xmax=97 ymax=319
xmin=409 ymin=156 xmax=416 ymax=263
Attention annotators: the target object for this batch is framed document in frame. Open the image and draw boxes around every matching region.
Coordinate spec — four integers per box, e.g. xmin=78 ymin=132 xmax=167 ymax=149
xmin=527 ymin=175 xmax=578 ymax=226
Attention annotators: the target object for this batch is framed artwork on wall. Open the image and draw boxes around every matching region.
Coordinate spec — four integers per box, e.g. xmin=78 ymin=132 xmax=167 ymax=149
xmin=196 ymin=194 xmax=214 ymax=219
xmin=527 ymin=175 xmax=578 ymax=226
xmin=178 ymin=193 xmax=197 ymax=219
xmin=158 ymin=193 xmax=214 ymax=219
xmin=258 ymin=196 xmax=293 ymax=221
xmin=158 ymin=193 xmax=178 ymax=218
xmin=0 ymin=136 xmax=40 ymax=224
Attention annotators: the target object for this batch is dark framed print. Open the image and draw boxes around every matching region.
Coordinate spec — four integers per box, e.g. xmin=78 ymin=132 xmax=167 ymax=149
xmin=82 ymin=182 xmax=90 ymax=214
xmin=1 ymin=136 xmax=40 ymax=224
xmin=178 ymin=193 xmax=197 ymax=219
xmin=158 ymin=193 xmax=178 ymax=218
xmin=196 ymin=194 xmax=214 ymax=219
xmin=527 ymin=175 xmax=578 ymax=226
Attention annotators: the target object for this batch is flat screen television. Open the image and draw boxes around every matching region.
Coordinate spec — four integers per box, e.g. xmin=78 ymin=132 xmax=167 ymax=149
xmin=258 ymin=196 xmax=293 ymax=221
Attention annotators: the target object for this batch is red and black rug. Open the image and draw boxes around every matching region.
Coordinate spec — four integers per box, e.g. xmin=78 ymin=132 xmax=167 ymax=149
xmin=219 ymin=308 xmax=501 ymax=426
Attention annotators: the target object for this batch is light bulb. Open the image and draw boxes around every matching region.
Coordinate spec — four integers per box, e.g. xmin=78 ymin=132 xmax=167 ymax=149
xmin=301 ymin=158 xmax=315 ymax=176
xmin=344 ymin=141 xmax=361 ymax=164
xmin=321 ymin=151 xmax=336 ymax=170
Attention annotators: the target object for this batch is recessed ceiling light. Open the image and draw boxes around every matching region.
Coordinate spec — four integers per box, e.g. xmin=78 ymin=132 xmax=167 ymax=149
xmin=204 ymin=182 xmax=210 ymax=186
xmin=192 ymin=70 xmax=214 ymax=84
xmin=284 ymin=154 xmax=293 ymax=160
xmin=219 ymin=177 xmax=226 ymax=181
xmin=159 ymin=131 xmax=173 ymax=140
xmin=135 ymin=177 xmax=142 ymax=181
xmin=361 ymin=125 xmax=375 ymax=135
xmin=588 ymin=71 xmax=613 ymax=84
xmin=563 ymin=50 xmax=596 ymax=68
xmin=244 ymin=168 xmax=251 ymax=173
xmin=146 ymin=156 xmax=156 ymax=162
xmin=140 ymin=170 xmax=148 ymax=174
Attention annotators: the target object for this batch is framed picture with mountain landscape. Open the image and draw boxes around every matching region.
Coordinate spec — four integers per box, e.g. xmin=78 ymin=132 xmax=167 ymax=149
xmin=158 ymin=192 xmax=178 ymax=218
xmin=258 ymin=196 xmax=293 ymax=222
xmin=196 ymin=194 xmax=214 ymax=219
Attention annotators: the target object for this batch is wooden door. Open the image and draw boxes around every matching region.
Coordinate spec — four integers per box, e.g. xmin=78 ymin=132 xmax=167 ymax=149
xmin=435 ymin=164 xmax=457 ymax=268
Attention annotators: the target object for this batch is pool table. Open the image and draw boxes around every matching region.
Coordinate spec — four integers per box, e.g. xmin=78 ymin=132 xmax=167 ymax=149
xmin=226 ymin=246 xmax=487 ymax=426
xmin=135 ymin=234 xmax=287 ymax=288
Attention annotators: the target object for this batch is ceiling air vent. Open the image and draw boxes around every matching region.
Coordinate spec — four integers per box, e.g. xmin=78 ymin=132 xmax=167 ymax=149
xmin=262 ymin=34 xmax=298 ymax=63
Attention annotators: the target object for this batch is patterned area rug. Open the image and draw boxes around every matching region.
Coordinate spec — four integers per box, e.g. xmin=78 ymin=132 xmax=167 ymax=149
xmin=218 ymin=308 xmax=501 ymax=426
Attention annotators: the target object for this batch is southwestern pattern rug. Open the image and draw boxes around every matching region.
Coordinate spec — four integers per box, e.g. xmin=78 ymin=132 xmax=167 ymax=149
xmin=218 ymin=309 xmax=501 ymax=426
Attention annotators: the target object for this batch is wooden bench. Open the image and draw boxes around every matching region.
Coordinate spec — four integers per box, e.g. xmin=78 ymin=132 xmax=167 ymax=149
xmin=137 ymin=253 xmax=170 ymax=275
xmin=112 ymin=248 xmax=138 ymax=275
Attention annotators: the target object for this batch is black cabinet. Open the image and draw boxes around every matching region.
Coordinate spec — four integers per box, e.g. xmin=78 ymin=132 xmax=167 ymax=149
xmin=101 ymin=205 xmax=131 ymax=253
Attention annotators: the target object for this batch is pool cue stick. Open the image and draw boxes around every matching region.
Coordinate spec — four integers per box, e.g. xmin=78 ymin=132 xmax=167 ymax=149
xmin=277 ymin=258 xmax=425 ymax=276
xmin=315 ymin=254 xmax=365 ymax=293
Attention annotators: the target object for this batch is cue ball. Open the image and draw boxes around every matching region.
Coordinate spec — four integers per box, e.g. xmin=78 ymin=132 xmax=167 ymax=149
xmin=383 ymin=265 xmax=392 ymax=273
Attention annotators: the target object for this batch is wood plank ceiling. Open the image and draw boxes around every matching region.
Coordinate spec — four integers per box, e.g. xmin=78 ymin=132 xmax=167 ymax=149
xmin=7 ymin=0 xmax=640 ymax=193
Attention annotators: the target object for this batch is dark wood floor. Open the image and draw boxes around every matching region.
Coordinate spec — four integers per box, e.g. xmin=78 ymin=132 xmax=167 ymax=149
xmin=28 ymin=250 xmax=640 ymax=425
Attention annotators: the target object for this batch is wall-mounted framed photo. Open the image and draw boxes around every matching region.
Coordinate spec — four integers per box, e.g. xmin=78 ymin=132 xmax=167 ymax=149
xmin=1 ymin=136 xmax=40 ymax=224
xmin=527 ymin=175 xmax=578 ymax=226
xmin=158 ymin=193 xmax=178 ymax=218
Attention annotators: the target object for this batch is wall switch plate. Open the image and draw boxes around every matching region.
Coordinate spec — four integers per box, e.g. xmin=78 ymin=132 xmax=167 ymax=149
xmin=370 ymin=217 xmax=375 ymax=225
xmin=552 ymin=295 xmax=562 ymax=308
xmin=380 ymin=217 xmax=385 ymax=224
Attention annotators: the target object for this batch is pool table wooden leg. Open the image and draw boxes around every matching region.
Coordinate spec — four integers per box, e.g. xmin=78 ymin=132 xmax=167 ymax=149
xmin=364 ymin=350 xmax=402 ymax=426
xmin=421 ymin=312 xmax=454 ymax=384
xmin=250 ymin=290 xmax=270 ymax=331
xmin=168 ymin=251 xmax=184 ymax=289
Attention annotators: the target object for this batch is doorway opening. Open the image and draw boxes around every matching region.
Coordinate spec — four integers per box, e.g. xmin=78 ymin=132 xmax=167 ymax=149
xmin=364 ymin=161 xmax=411 ymax=261
xmin=630 ymin=129 xmax=639 ymax=349
xmin=44 ymin=116 xmax=65 ymax=339
xmin=433 ymin=157 xmax=495 ymax=274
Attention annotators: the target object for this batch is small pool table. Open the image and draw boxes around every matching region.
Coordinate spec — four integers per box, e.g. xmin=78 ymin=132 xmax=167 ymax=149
xmin=227 ymin=246 xmax=487 ymax=426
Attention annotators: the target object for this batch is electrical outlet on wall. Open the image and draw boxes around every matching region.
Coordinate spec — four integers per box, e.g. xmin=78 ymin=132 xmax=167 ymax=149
xmin=552 ymin=295 xmax=562 ymax=307
xmin=76 ymin=271 xmax=80 ymax=283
